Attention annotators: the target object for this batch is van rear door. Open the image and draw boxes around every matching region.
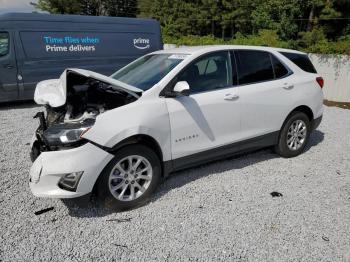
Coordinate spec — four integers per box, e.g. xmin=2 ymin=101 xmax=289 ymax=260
xmin=0 ymin=31 xmax=18 ymax=102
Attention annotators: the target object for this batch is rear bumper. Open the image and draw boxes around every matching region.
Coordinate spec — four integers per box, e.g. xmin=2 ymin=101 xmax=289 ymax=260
xmin=29 ymin=142 xmax=114 ymax=198
xmin=311 ymin=115 xmax=322 ymax=131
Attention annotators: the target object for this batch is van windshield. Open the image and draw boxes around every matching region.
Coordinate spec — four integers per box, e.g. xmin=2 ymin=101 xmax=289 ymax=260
xmin=111 ymin=54 xmax=188 ymax=91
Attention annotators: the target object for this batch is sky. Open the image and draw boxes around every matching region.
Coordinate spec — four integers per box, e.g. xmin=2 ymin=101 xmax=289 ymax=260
xmin=0 ymin=0 xmax=37 ymax=13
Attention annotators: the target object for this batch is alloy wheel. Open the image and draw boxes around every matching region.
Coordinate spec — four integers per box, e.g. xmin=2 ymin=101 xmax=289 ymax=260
xmin=286 ymin=119 xmax=307 ymax=151
xmin=108 ymin=155 xmax=153 ymax=201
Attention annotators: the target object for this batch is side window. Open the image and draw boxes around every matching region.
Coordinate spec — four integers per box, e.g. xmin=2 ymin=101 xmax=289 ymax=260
xmin=178 ymin=51 xmax=232 ymax=93
xmin=271 ymin=55 xmax=289 ymax=78
xmin=196 ymin=59 xmax=208 ymax=75
xmin=280 ymin=52 xmax=317 ymax=73
xmin=0 ymin=32 xmax=9 ymax=57
xmin=235 ymin=50 xmax=274 ymax=85
xmin=205 ymin=60 xmax=217 ymax=74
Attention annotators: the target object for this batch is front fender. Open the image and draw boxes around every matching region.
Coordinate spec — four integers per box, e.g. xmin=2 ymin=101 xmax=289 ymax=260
xmin=82 ymin=98 xmax=172 ymax=161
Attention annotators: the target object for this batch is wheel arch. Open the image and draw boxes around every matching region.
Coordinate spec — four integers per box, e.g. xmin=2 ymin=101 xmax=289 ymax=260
xmin=91 ymin=134 xmax=167 ymax=196
xmin=109 ymin=134 xmax=164 ymax=163
xmin=275 ymin=105 xmax=314 ymax=158
xmin=277 ymin=105 xmax=314 ymax=143
xmin=292 ymin=105 xmax=314 ymax=121
xmin=282 ymin=105 xmax=314 ymax=129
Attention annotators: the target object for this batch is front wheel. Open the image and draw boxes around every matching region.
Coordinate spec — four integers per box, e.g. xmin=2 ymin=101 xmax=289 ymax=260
xmin=275 ymin=111 xmax=311 ymax=158
xmin=96 ymin=144 xmax=162 ymax=211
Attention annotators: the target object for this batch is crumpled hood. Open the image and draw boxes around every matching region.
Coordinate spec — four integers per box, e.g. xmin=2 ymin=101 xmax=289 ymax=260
xmin=34 ymin=68 xmax=142 ymax=107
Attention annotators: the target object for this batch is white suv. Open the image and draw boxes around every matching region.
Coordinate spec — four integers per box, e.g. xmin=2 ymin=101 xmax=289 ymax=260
xmin=30 ymin=45 xmax=324 ymax=210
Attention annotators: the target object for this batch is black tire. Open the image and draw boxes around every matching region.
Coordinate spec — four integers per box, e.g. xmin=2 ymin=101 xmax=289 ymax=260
xmin=96 ymin=144 xmax=162 ymax=211
xmin=275 ymin=111 xmax=311 ymax=158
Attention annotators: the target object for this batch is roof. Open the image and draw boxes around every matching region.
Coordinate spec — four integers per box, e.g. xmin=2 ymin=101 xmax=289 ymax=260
xmin=153 ymin=45 xmax=306 ymax=56
xmin=0 ymin=12 xmax=157 ymax=25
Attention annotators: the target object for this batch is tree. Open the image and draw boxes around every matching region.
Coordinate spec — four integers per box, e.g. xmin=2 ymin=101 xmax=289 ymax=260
xmin=137 ymin=0 xmax=153 ymax=18
xmin=33 ymin=0 xmax=350 ymax=52
xmin=251 ymin=0 xmax=303 ymax=40
xmin=32 ymin=0 xmax=82 ymax=14
xmin=104 ymin=0 xmax=137 ymax=17
xmin=32 ymin=0 xmax=137 ymax=17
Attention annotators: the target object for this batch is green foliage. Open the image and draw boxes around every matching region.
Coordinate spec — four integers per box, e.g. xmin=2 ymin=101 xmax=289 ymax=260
xmin=298 ymin=28 xmax=327 ymax=48
xmin=251 ymin=0 xmax=302 ymax=39
xmin=165 ymin=30 xmax=350 ymax=55
xmin=164 ymin=30 xmax=289 ymax=47
xmin=104 ymin=0 xmax=137 ymax=17
xmin=33 ymin=0 xmax=137 ymax=16
xmin=154 ymin=0 xmax=350 ymax=55
xmin=302 ymin=35 xmax=350 ymax=55
xmin=137 ymin=0 xmax=152 ymax=18
xmin=232 ymin=30 xmax=289 ymax=48
xmin=33 ymin=0 xmax=350 ymax=55
xmin=34 ymin=0 xmax=81 ymax=14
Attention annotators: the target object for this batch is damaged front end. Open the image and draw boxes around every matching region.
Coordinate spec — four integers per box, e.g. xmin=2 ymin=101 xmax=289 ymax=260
xmin=30 ymin=68 xmax=142 ymax=162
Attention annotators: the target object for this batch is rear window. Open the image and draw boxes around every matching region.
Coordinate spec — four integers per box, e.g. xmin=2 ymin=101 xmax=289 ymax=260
xmin=280 ymin=52 xmax=317 ymax=73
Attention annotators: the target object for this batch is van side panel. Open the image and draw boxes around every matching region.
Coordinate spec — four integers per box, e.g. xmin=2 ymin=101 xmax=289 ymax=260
xmin=0 ymin=13 xmax=162 ymax=102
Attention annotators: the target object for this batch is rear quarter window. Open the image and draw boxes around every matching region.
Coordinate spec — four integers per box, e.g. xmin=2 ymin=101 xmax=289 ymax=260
xmin=280 ymin=52 xmax=317 ymax=73
xmin=271 ymin=55 xmax=289 ymax=78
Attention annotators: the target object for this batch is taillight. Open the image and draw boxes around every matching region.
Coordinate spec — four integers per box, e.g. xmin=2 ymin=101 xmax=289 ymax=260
xmin=316 ymin=77 xmax=324 ymax=89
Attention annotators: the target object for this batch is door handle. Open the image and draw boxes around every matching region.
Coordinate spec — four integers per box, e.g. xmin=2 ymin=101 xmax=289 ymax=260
xmin=224 ymin=93 xmax=239 ymax=100
xmin=283 ymin=84 xmax=294 ymax=90
xmin=3 ymin=64 xmax=14 ymax=69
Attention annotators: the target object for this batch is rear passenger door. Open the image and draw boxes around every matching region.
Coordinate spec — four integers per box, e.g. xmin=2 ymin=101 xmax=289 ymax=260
xmin=234 ymin=50 xmax=293 ymax=140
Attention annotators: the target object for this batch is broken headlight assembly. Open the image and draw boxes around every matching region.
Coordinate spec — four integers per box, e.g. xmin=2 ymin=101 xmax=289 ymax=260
xmin=42 ymin=120 xmax=94 ymax=147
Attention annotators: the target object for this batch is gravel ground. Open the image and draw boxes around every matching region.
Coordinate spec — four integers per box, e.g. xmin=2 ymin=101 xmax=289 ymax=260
xmin=0 ymin=103 xmax=349 ymax=262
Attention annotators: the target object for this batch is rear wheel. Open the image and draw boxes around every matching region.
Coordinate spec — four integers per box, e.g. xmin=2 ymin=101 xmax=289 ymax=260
xmin=275 ymin=111 xmax=310 ymax=158
xmin=96 ymin=144 xmax=161 ymax=211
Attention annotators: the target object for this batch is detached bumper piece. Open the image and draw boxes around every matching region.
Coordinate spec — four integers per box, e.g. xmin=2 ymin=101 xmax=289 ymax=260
xmin=29 ymin=142 xmax=114 ymax=198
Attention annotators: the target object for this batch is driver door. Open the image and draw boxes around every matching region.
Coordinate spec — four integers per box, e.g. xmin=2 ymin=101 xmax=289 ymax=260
xmin=165 ymin=51 xmax=244 ymax=168
xmin=0 ymin=31 xmax=18 ymax=102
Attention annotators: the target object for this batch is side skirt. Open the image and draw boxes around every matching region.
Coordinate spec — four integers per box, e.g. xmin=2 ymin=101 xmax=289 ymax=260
xmin=163 ymin=131 xmax=279 ymax=176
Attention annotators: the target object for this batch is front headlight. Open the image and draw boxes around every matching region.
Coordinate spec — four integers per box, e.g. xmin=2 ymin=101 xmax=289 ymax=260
xmin=59 ymin=127 xmax=91 ymax=143
xmin=43 ymin=122 xmax=93 ymax=146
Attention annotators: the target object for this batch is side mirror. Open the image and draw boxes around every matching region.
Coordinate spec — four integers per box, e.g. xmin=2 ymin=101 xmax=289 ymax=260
xmin=173 ymin=81 xmax=190 ymax=96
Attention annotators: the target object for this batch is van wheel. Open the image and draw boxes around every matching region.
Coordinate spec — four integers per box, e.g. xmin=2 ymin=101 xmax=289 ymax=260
xmin=275 ymin=111 xmax=311 ymax=158
xmin=96 ymin=144 xmax=161 ymax=211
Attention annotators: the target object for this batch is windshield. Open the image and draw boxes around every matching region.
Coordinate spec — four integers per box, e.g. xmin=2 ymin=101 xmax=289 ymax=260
xmin=111 ymin=54 xmax=188 ymax=91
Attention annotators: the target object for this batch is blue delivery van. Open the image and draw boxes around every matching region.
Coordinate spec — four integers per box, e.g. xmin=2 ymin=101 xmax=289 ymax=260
xmin=0 ymin=13 xmax=162 ymax=102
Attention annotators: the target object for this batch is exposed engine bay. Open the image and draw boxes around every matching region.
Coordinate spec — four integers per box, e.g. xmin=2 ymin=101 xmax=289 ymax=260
xmin=31 ymin=69 xmax=140 ymax=161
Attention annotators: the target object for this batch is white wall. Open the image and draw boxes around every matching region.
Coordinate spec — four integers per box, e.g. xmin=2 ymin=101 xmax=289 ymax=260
xmin=163 ymin=44 xmax=177 ymax=50
xmin=309 ymin=54 xmax=350 ymax=103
